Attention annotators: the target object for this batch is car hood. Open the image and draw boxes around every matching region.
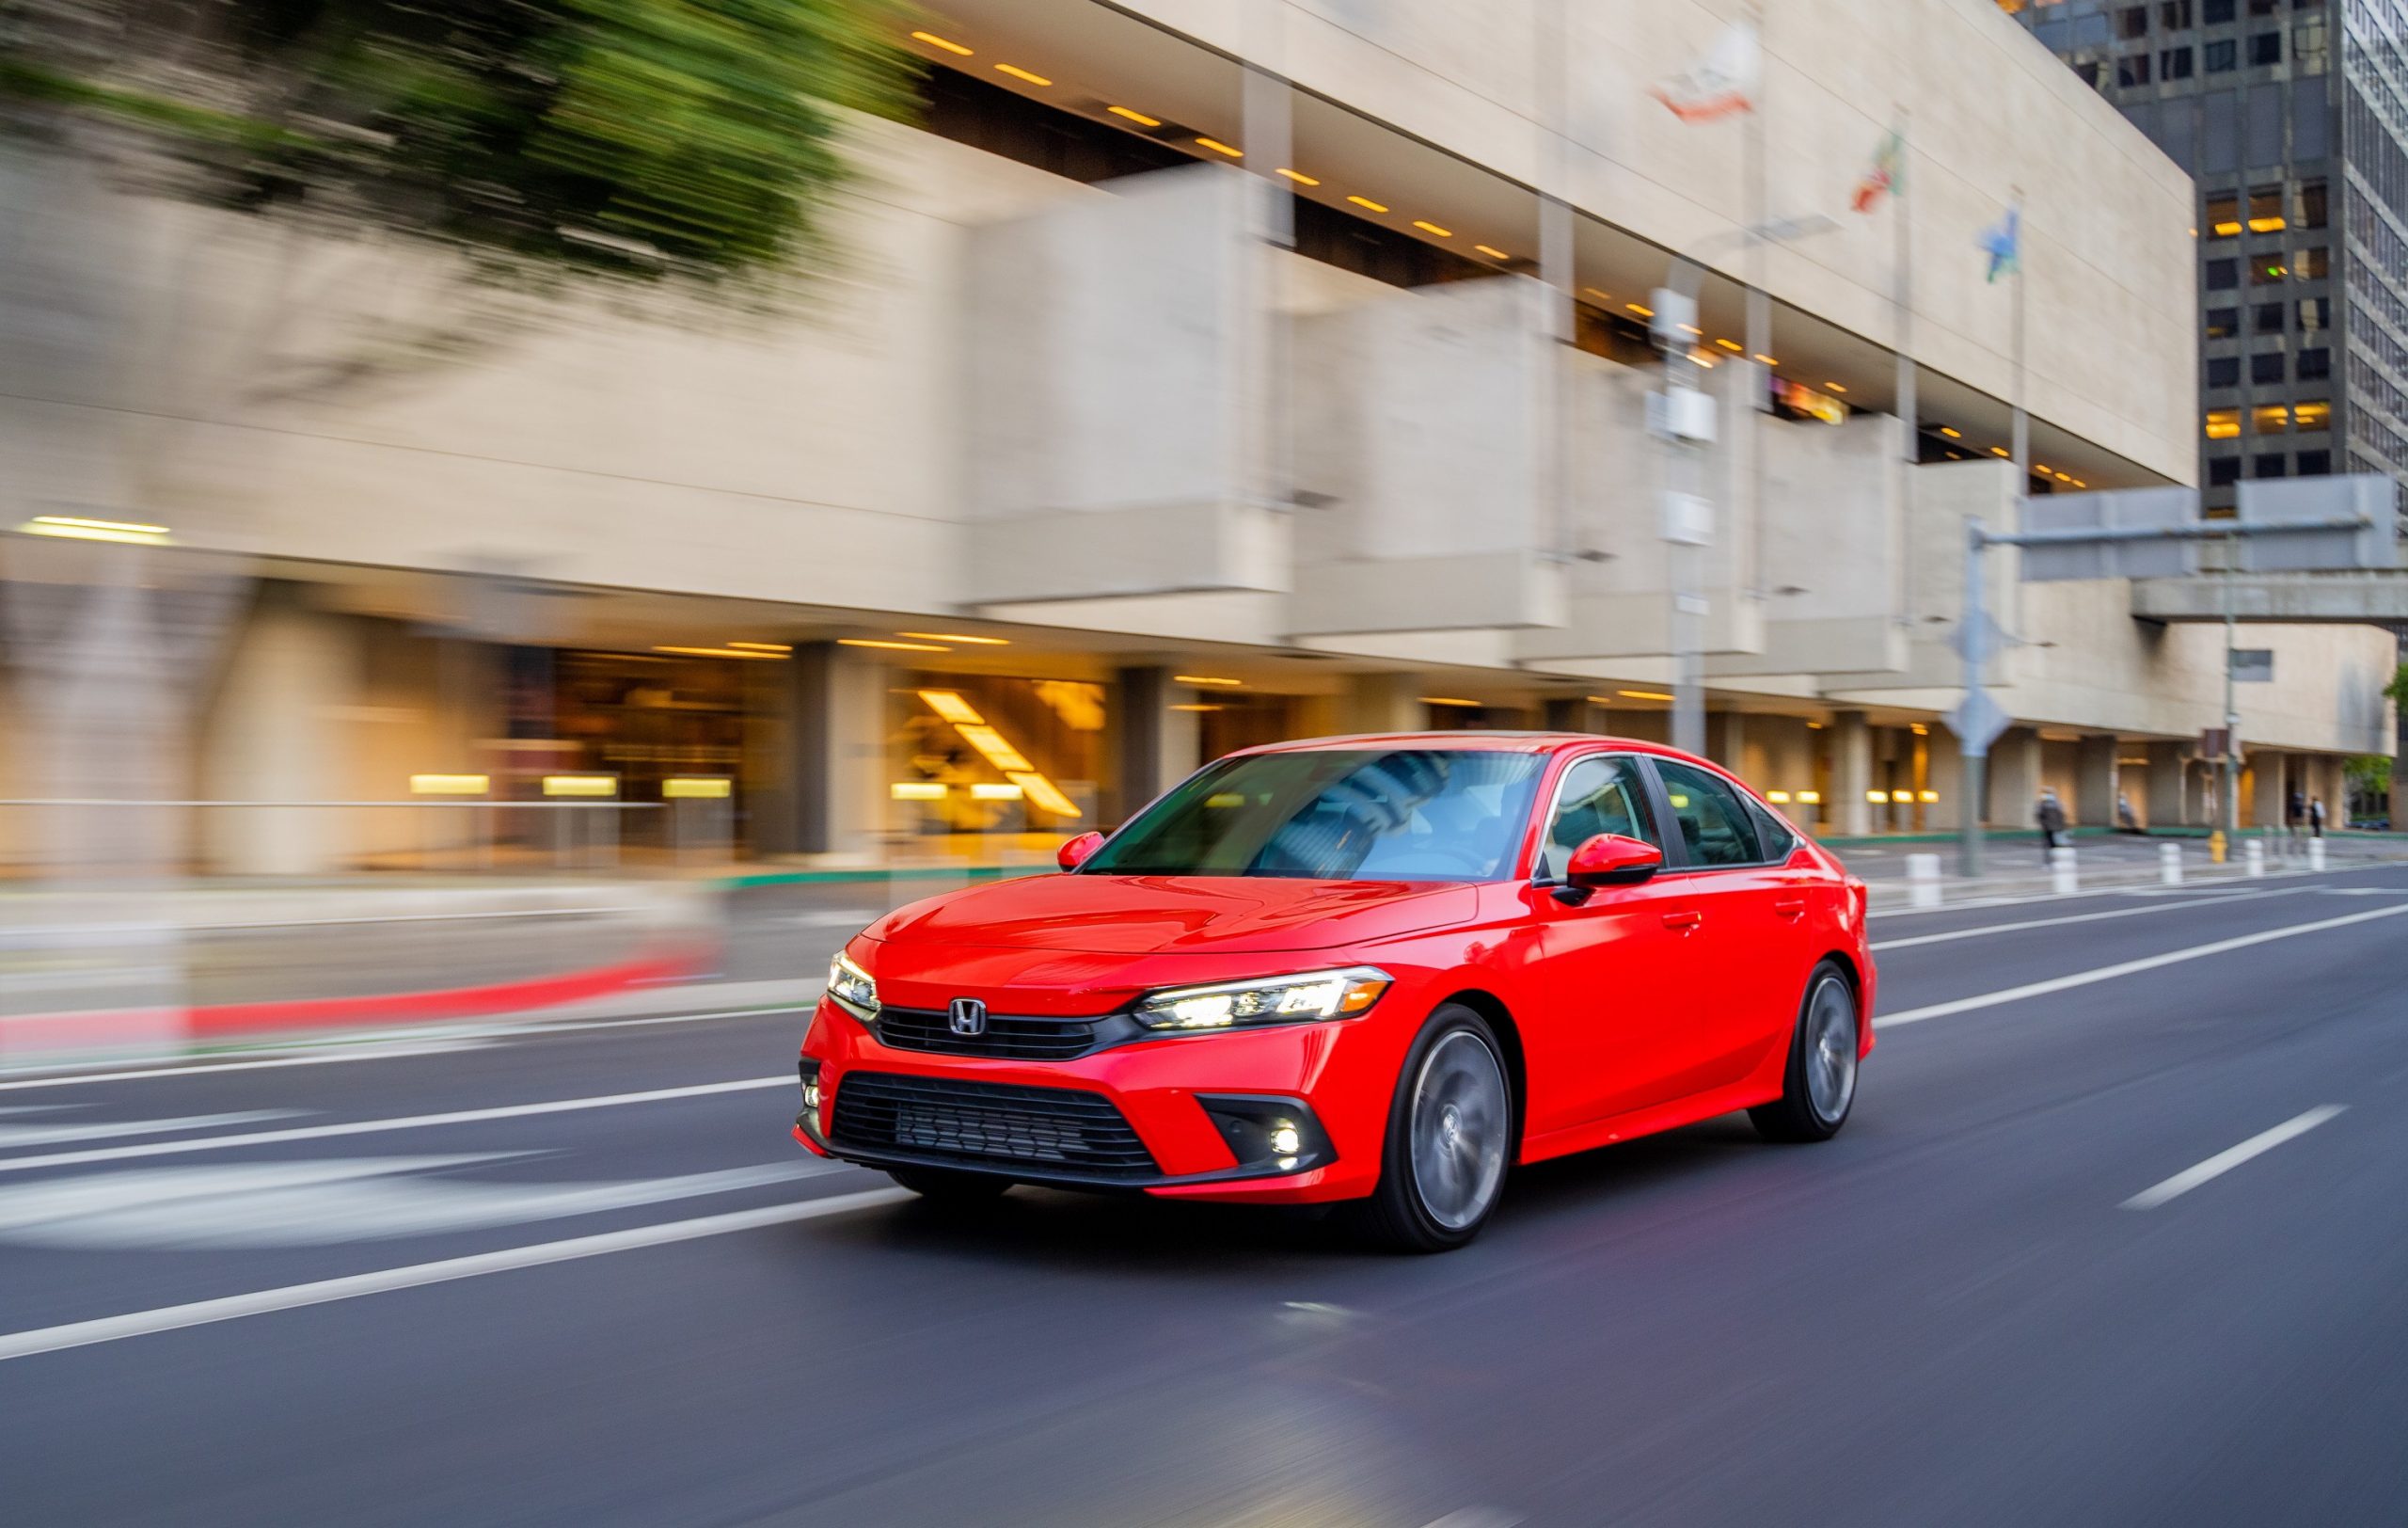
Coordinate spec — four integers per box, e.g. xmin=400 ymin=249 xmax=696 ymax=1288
xmin=865 ymin=873 xmax=1481 ymax=956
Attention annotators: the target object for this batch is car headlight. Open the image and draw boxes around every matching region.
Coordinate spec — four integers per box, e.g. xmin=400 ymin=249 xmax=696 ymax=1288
xmin=827 ymin=952 xmax=878 ymax=1022
xmin=1133 ymin=966 xmax=1392 ymax=1032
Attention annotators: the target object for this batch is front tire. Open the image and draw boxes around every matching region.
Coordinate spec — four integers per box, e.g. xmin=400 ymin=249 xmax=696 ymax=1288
xmin=1355 ymin=1004 xmax=1514 ymax=1252
xmin=1749 ymin=962 xmax=1860 ymax=1143
xmin=886 ymin=1165 xmax=1014 ymax=1201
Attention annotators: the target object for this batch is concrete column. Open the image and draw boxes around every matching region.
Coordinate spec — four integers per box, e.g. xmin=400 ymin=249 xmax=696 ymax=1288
xmin=1986 ymin=726 xmax=2044 ymax=830
xmin=1831 ymin=710 xmax=1873 ymax=836
xmin=198 ymin=586 xmax=359 ymax=875
xmin=2249 ymin=751 xmax=2289 ymax=829
xmin=773 ymin=642 xmax=888 ymax=862
xmin=1707 ymin=710 xmax=1749 ymax=780
xmin=1112 ymin=666 xmax=1204 ymax=824
xmin=1924 ymin=734 xmax=1965 ymax=832
xmin=1339 ymin=672 xmax=1424 ymax=735
xmin=2075 ymin=735 xmax=2119 ymax=828
xmin=2146 ymin=741 xmax=2187 ymax=829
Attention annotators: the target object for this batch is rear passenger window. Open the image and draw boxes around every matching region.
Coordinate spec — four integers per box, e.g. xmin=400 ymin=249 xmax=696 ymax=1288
xmin=1653 ymin=761 xmax=1764 ymax=867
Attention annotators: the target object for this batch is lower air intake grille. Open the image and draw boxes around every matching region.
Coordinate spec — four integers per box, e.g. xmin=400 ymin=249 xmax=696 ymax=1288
xmin=831 ymin=1072 xmax=1158 ymax=1179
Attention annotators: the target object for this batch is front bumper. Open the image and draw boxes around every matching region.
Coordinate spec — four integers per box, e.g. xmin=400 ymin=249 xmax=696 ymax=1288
xmin=794 ymin=997 xmax=1395 ymax=1202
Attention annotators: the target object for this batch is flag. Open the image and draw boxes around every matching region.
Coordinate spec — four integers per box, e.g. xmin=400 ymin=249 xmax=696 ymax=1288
xmin=1978 ymin=206 xmax=2020 ymax=281
xmin=1650 ymin=22 xmax=1759 ymax=122
xmin=1851 ymin=129 xmax=1904 ymax=214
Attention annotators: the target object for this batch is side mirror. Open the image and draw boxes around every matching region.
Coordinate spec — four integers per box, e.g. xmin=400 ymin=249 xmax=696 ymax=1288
xmin=1056 ymin=831 xmax=1105 ymax=871
xmin=1566 ymin=833 xmax=1663 ymax=888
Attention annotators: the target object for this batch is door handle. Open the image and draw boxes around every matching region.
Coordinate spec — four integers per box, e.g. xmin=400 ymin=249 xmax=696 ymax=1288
xmin=1772 ymin=896 xmax=1808 ymax=918
xmin=1661 ymin=910 xmax=1704 ymax=931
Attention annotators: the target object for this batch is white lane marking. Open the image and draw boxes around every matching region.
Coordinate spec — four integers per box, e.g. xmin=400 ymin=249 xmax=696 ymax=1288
xmin=1416 ymin=1511 xmax=1524 ymax=1528
xmin=2319 ymin=886 xmax=2408 ymax=896
xmin=1872 ymin=887 xmax=2302 ymax=951
xmin=794 ymin=908 xmax=878 ymax=929
xmin=0 ymin=1075 xmax=793 ymax=1175
xmin=2121 ymin=1106 xmax=2348 ymax=1211
xmin=0 ymin=1186 xmax=911 ymax=1363
xmin=0 ymin=1156 xmax=838 ymax=1249
xmin=1865 ymin=856 xmax=2408 ymax=918
xmin=0 ymin=1110 xmax=298 ymax=1149
xmin=1879 ymin=903 xmax=2408 ymax=1027
xmin=0 ymin=1040 xmax=499 ymax=1092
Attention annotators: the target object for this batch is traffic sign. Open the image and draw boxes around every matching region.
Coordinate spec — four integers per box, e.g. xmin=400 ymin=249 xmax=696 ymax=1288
xmin=1947 ymin=688 xmax=2012 ymax=753
xmin=2238 ymin=475 xmax=2397 ymax=572
xmin=2018 ymin=488 xmax=2199 ymax=581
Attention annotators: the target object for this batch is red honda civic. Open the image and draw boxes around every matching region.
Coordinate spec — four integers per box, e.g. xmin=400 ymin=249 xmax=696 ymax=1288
xmin=794 ymin=733 xmax=1875 ymax=1250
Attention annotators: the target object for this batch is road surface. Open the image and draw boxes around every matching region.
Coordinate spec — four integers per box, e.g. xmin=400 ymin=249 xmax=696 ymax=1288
xmin=5 ymin=867 xmax=2407 ymax=1525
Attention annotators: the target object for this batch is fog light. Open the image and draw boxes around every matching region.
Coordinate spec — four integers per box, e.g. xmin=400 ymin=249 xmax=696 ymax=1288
xmin=1269 ymin=1122 xmax=1302 ymax=1155
xmin=802 ymin=1080 xmax=821 ymax=1112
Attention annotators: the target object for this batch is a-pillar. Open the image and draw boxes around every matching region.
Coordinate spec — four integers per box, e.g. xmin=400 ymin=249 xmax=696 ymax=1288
xmin=2146 ymin=740 xmax=2188 ymax=828
xmin=1339 ymin=672 xmax=1425 ymax=735
xmin=767 ymin=641 xmax=888 ymax=862
xmin=2075 ymin=735 xmax=2120 ymax=828
xmin=198 ymin=584 xmax=361 ymax=875
xmin=1111 ymin=666 xmax=1202 ymax=824
xmin=1831 ymin=710 xmax=1873 ymax=836
xmin=1985 ymin=725 xmax=2043 ymax=829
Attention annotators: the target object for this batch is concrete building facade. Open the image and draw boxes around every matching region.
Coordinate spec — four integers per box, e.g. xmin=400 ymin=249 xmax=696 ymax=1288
xmin=0 ymin=0 xmax=2394 ymax=874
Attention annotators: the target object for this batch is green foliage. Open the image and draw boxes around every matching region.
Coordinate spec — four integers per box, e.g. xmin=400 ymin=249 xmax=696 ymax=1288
xmin=1 ymin=0 xmax=921 ymax=302
xmin=2344 ymin=755 xmax=2391 ymax=791
xmin=2385 ymin=662 xmax=2408 ymax=709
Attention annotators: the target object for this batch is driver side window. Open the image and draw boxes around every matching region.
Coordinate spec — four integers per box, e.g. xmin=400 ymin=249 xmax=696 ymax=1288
xmin=1539 ymin=756 xmax=1659 ymax=880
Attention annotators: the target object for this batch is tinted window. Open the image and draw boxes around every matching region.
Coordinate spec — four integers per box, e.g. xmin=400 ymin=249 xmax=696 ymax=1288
xmin=1084 ymin=749 xmax=1544 ymax=881
xmin=1654 ymin=761 xmax=1765 ymax=867
xmin=1538 ymin=756 xmax=1659 ymax=881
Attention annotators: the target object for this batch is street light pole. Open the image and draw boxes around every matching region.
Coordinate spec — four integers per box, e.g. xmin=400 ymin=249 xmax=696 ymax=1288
xmin=1960 ymin=519 xmax=1988 ymax=880
xmin=2221 ymin=527 xmax=2241 ymax=845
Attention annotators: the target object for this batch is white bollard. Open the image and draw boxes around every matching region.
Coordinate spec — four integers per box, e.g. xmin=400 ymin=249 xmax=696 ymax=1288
xmin=2243 ymin=839 xmax=2266 ymax=877
xmin=2308 ymin=837 xmax=2327 ymax=872
xmin=2159 ymin=841 xmax=2183 ymax=885
xmin=2050 ymin=845 xmax=2078 ymax=896
xmin=1906 ymin=852 xmax=1942 ymax=910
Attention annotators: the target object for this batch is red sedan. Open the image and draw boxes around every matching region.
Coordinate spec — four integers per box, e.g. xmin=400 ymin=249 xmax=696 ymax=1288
xmin=794 ymin=733 xmax=1875 ymax=1250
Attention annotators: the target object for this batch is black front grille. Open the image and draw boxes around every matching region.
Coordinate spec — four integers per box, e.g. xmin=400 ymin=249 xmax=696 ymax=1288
xmin=874 ymin=1007 xmax=1101 ymax=1060
xmin=831 ymin=1072 xmax=1159 ymax=1179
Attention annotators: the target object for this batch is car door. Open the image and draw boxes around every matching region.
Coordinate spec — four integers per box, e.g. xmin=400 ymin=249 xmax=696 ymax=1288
xmin=1642 ymin=758 xmax=1815 ymax=1092
xmin=1513 ymin=753 xmax=1703 ymax=1136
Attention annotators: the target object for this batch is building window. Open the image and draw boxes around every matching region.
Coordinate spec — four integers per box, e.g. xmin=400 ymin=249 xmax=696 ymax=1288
xmin=2247 ymin=185 xmax=2286 ymax=231
xmin=2297 ymin=449 xmax=2331 ymax=474
xmin=2118 ymin=4 xmax=2150 ymax=36
xmin=2207 ymin=407 xmax=2242 ymax=438
xmin=2294 ymin=18 xmax=2328 ymax=71
xmin=2250 ymin=254 xmax=2290 ymax=283
xmin=2207 ymin=257 xmax=2240 ymax=288
xmin=2252 ymin=351 xmax=2287 ymax=383
xmin=2209 ymin=355 xmax=2242 ymax=386
xmin=2298 ymin=180 xmax=2327 ymax=228
xmin=2246 ymin=0 xmax=2278 ymax=11
xmin=2118 ymin=52 xmax=2153 ymax=84
xmin=2294 ymin=246 xmax=2328 ymax=279
xmin=2162 ymin=0 xmax=2193 ymax=24
xmin=2162 ymin=45 xmax=2195 ymax=76
xmin=2206 ymin=193 xmax=2241 ymax=234
xmin=2254 ymin=453 xmax=2288 ymax=477
xmin=2254 ymin=300 xmax=2287 ymax=332
xmin=2249 ymin=30 xmax=2281 ymax=62
xmin=2205 ymin=38 xmax=2238 ymax=69
xmin=2210 ymin=455 xmax=2242 ymax=485
xmin=2204 ymin=0 xmax=2235 ymax=20
xmin=2208 ymin=306 xmax=2241 ymax=337
xmin=2252 ymin=403 xmax=2290 ymax=433
xmin=2297 ymin=346 xmax=2330 ymax=378
xmin=2293 ymin=398 xmax=2330 ymax=430
xmin=2299 ymin=295 xmax=2329 ymax=330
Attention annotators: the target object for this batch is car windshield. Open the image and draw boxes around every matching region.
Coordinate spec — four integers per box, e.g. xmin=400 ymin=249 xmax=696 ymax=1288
xmin=1082 ymin=748 xmax=1545 ymax=881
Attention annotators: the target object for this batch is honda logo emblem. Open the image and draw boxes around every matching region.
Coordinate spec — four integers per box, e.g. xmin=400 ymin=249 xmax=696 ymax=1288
xmin=947 ymin=997 xmax=988 ymax=1037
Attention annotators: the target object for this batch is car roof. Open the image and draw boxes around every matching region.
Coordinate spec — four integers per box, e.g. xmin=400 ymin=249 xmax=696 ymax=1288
xmin=1232 ymin=730 xmax=1695 ymax=761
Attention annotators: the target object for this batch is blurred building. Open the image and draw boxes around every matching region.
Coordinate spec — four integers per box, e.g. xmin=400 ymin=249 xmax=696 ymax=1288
xmin=1 ymin=0 xmax=2397 ymax=875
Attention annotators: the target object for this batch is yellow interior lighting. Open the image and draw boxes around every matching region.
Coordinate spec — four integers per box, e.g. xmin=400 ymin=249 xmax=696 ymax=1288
xmin=1939 ymin=426 xmax=1962 ymax=439
xmin=1411 ymin=220 xmax=1453 ymax=237
xmin=2294 ymin=400 xmax=2331 ymax=429
xmin=1991 ymin=446 xmax=2011 ymax=457
xmin=1420 ymin=696 xmax=1481 ymax=708
xmin=1170 ymin=703 xmax=1225 ymax=712
xmin=1582 ymin=288 xmax=1612 ymax=302
xmin=1196 ymin=136 xmax=1243 ymax=157
xmin=1474 ymin=245 xmax=1509 ymax=260
xmin=1753 ymin=354 xmax=1777 ymax=365
xmin=890 ymin=781 xmax=946 ymax=801
xmin=1867 ymin=789 xmax=1892 ymax=804
xmin=1766 ymin=790 xmax=1793 ymax=804
xmin=1619 ymin=689 xmax=1675 ymax=702
xmin=21 ymin=515 xmax=171 ymax=545
xmin=1678 ymin=323 xmax=1703 ymax=336
xmin=726 ymin=641 xmax=792 ymax=653
xmin=1626 ymin=302 xmax=1654 ymax=317
xmin=911 ymin=30 xmax=973 ymax=56
xmin=1910 ymin=724 xmax=1929 ymax=735
xmin=953 ymin=724 xmax=1032 ymax=773
xmin=1919 ymin=789 xmax=1941 ymax=804
xmin=1175 ymin=675 xmax=1244 ymax=687
xmin=1716 ymin=338 xmax=1743 ymax=352
xmin=970 ymin=782 xmax=1024 ymax=802
xmin=1347 ymin=195 xmax=1389 ymax=213
xmin=2211 ymin=219 xmax=2243 ymax=235
xmin=410 ymin=773 xmax=489 ymax=796
xmin=837 ymin=637 xmax=948 ymax=652
xmin=1798 ymin=790 xmax=1823 ymax=804
xmin=544 ymin=775 xmax=618 ymax=798
xmin=1107 ymin=104 xmax=1161 ymax=126
xmin=2205 ymin=409 xmax=2242 ymax=439
xmin=1826 ymin=382 xmax=1846 ymax=393
xmin=655 ymin=645 xmax=787 ymax=661
xmin=994 ymin=63 xmax=1052 ymax=86
xmin=2247 ymin=215 xmax=2287 ymax=232
xmin=664 ymin=776 xmax=732 ymax=800
xmin=1276 ymin=167 xmax=1320 ymax=185
xmin=918 ymin=690 xmax=984 ymax=725
xmin=1009 ymin=772 xmax=1080 ymax=818
xmin=897 ymin=631 xmax=1009 ymax=645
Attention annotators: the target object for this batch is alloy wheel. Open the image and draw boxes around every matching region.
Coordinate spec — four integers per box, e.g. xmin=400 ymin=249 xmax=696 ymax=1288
xmin=1408 ymin=1028 xmax=1510 ymax=1231
xmin=1804 ymin=976 xmax=1859 ymax=1125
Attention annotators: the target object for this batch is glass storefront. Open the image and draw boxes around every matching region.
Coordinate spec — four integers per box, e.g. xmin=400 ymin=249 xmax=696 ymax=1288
xmin=887 ymin=674 xmax=1105 ymax=844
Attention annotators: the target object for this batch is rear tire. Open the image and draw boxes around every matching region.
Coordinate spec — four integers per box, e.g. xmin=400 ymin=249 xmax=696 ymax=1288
xmin=886 ymin=1165 xmax=1014 ymax=1201
xmin=1354 ymin=1003 xmax=1515 ymax=1253
xmin=1749 ymin=962 xmax=1860 ymax=1143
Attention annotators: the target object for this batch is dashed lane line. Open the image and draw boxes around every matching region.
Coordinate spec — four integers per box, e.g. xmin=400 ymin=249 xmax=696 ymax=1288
xmin=2121 ymin=1106 xmax=2349 ymax=1211
xmin=1871 ymin=887 xmax=2305 ymax=950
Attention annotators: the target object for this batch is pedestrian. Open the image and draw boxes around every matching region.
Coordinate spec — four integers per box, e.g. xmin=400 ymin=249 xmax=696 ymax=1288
xmin=2115 ymin=789 xmax=2140 ymax=834
xmin=2036 ymin=788 xmax=2067 ymax=856
xmin=2310 ymin=797 xmax=2326 ymax=837
xmin=2287 ymin=785 xmax=2305 ymax=841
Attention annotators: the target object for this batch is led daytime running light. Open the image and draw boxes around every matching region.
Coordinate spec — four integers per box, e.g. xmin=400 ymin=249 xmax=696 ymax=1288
xmin=1133 ymin=966 xmax=1391 ymax=1032
xmin=827 ymin=952 xmax=879 ymax=1021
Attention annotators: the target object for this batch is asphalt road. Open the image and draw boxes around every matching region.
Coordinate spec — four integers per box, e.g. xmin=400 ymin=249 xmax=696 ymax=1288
xmin=6 ymin=867 xmax=2408 ymax=1525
